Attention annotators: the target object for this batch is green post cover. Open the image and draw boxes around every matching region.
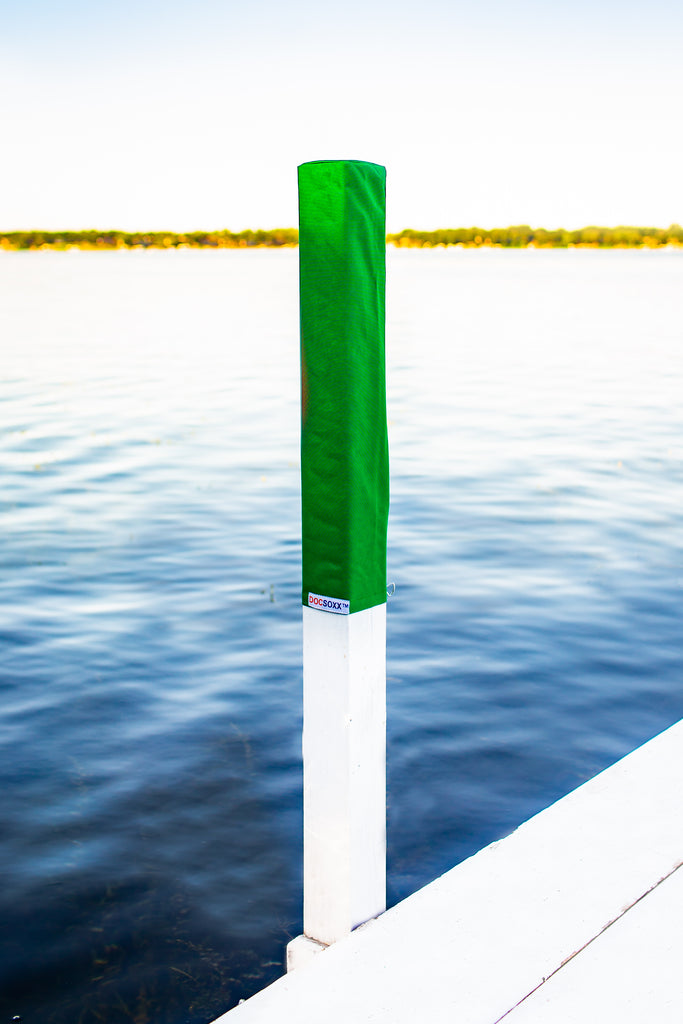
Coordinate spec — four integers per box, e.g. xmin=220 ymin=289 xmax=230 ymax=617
xmin=298 ymin=159 xmax=389 ymax=615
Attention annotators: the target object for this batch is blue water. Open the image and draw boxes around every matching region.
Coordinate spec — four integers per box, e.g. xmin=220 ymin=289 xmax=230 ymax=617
xmin=2 ymin=247 xmax=682 ymax=1022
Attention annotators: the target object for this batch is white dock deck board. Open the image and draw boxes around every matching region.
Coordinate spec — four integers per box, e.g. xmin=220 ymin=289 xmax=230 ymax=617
xmin=504 ymin=863 xmax=683 ymax=1023
xmin=213 ymin=718 xmax=683 ymax=1024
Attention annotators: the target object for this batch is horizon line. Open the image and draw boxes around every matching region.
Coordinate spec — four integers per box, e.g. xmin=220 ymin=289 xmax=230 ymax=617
xmin=2 ymin=225 xmax=682 ymax=252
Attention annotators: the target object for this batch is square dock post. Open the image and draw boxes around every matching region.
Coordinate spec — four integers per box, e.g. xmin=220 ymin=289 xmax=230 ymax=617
xmin=288 ymin=159 xmax=389 ymax=968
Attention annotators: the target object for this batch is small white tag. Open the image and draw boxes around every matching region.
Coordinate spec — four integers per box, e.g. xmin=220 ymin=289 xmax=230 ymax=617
xmin=308 ymin=592 xmax=350 ymax=615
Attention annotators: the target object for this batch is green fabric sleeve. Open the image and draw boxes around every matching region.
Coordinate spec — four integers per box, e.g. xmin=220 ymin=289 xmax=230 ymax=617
xmin=298 ymin=159 xmax=389 ymax=615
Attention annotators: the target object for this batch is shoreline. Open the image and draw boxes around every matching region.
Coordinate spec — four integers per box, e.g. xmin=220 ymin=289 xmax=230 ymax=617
xmin=2 ymin=224 xmax=682 ymax=252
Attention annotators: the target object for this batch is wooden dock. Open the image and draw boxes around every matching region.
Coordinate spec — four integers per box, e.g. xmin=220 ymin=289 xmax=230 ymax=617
xmin=212 ymin=718 xmax=683 ymax=1023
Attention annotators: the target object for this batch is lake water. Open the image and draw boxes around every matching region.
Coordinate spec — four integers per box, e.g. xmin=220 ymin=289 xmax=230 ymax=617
xmin=2 ymin=247 xmax=682 ymax=1023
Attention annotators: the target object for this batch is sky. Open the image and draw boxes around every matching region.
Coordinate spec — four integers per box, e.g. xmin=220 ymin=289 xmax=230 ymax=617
xmin=2 ymin=0 xmax=682 ymax=232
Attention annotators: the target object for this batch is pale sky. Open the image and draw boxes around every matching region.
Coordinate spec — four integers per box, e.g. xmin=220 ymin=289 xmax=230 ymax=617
xmin=2 ymin=0 xmax=681 ymax=232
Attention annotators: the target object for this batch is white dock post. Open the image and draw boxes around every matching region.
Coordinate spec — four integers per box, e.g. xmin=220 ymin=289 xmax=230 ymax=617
xmin=301 ymin=602 xmax=386 ymax=945
xmin=287 ymin=160 xmax=389 ymax=970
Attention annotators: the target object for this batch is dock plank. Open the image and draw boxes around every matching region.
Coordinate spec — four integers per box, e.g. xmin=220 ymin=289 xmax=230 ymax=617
xmin=213 ymin=719 xmax=683 ymax=1024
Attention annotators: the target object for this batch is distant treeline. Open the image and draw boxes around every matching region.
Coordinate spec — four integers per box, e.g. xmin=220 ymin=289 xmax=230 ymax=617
xmin=2 ymin=225 xmax=682 ymax=251
xmin=0 ymin=228 xmax=298 ymax=251
xmin=387 ymin=225 xmax=683 ymax=248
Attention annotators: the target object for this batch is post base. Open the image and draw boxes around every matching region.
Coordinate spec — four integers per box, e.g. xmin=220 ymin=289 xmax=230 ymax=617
xmin=286 ymin=934 xmax=328 ymax=972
